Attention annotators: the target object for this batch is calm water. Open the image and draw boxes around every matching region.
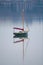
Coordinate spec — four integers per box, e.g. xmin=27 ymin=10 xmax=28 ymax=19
xmin=0 ymin=20 xmax=43 ymax=65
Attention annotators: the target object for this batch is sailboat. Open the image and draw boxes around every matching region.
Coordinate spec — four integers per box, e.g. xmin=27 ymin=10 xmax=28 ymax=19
xmin=13 ymin=9 xmax=29 ymax=42
xmin=13 ymin=9 xmax=29 ymax=61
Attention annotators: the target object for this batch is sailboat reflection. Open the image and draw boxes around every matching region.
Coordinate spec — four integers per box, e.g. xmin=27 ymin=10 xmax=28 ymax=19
xmin=13 ymin=31 xmax=29 ymax=61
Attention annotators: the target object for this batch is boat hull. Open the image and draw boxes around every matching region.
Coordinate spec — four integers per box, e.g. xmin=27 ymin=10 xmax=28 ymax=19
xmin=13 ymin=32 xmax=28 ymax=38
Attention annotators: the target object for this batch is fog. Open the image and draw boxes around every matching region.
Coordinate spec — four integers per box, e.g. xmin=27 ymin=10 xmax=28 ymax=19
xmin=0 ymin=20 xmax=43 ymax=65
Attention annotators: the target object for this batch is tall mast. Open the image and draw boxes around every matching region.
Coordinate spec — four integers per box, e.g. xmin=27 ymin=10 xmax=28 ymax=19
xmin=22 ymin=9 xmax=24 ymax=62
xmin=22 ymin=9 xmax=24 ymax=31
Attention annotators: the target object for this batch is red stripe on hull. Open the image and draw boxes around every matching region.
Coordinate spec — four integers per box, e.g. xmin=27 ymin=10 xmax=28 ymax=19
xmin=13 ymin=27 xmax=24 ymax=31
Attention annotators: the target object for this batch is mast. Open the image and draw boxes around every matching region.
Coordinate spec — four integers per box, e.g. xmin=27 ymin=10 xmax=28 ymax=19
xmin=22 ymin=9 xmax=24 ymax=62
xmin=22 ymin=9 xmax=24 ymax=31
